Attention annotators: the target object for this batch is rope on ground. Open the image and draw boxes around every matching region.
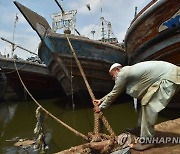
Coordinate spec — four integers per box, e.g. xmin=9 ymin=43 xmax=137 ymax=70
xmin=66 ymin=34 xmax=116 ymax=137
xmin=13 ymin=58 xmax=88 ymax=141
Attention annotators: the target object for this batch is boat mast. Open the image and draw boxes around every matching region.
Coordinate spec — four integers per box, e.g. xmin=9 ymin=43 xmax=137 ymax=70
xmin=12 ymin=14 xmax=18 ymax=57
xmin=98 ymin=5 xmax=118 ymax=44
xmin=54 ymin=0 xmax=64 ymax=13
xmin=134 ymin=6 xmax=138 ymax=17
xmin=107 ymin=22 xmax=111 ymax=41
xmin=3 ymin=14 xmax=37 ymax=58
xmin=91 ymin=30 xmax=95 ymax=39
xmin=100 ymin=17 xmax=105 ymax=42
xmin=1 ymin=37 xmax=37 ymax=56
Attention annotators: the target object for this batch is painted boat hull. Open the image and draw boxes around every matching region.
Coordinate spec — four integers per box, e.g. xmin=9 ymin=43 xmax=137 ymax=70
xmin=125 ymin=0 xmax=180 ymax=65
xmin=0 ymin=58 xmax=64 ymax=99
xmin=38 ymin=34 xmax=127 ymax=95
xmin=124 ymin=0 xmax=180 ymax=107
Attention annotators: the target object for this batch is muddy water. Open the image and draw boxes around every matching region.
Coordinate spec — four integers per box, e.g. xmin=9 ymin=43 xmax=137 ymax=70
xmin=0 ymin=94 xmax=179 ymax=153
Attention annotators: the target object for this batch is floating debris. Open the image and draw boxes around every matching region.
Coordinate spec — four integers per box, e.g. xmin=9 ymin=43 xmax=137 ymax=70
xmin=14 ymin=139 xmax=36 ymax=147
xmin=34 ymin=107 xmax=47 ymax=153
xmin=12 ymin=107 xmax=48 ymax=153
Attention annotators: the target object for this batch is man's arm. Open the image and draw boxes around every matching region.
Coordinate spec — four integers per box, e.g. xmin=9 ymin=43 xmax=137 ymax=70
xmin=99 ymin=70 xmax=127 ymax=109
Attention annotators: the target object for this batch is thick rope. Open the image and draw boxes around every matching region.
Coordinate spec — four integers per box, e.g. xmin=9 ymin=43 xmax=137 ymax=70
xmin=66 ymin=35 xmax=95 ymax=101
xmin=13 ymin=58 xmax=88 ymax=141
xmin=101 ymin=116 xmax=115 ymax=137
xmin=94 ymin=113 xmax=102 ymax=140
xmin=66 ymin=34 xmax=116 ymax=136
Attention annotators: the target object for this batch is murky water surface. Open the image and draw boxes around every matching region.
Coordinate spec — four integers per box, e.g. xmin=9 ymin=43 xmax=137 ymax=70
xmin=0 ymin=93 xmax=179 ymax=153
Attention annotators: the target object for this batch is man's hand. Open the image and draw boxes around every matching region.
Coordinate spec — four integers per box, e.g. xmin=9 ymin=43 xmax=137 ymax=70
xmin=94 ymin=106 xmax=101 ymax=113
xmin=93 ymin=99 xmax=102 ymax=113
xmin=93 ymin=99 xmax=102 ymax=106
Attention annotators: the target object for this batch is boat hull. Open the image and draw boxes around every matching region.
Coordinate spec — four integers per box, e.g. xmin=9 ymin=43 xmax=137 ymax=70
xmin=0 ymin=73 xmax=7 ymax=101
xmin=125 ymin=0 xmax=180 ymax=65
xmin=38 ymin=34 xmax=127 ymax=95
xmin=0 ymin=58 xmax=64 ymax=99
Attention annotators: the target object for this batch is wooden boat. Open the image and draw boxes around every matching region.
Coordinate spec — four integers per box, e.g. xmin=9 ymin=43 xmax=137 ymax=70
xmin=0 ymin=57 xmax=65 ymax=99
xmin=14 ymin=1 xmax=128 ymax=96
xmin=124 ymin=0 xmax=180 ymax=65
xmin=0 ymin=72 xmax=7 ymax=101
xmin=124 ymin=0 xmax=180 ymax=107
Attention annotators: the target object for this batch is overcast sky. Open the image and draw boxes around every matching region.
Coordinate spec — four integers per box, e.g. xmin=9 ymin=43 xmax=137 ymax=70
xmin=0 ymin=0 xmax=151 ymax=59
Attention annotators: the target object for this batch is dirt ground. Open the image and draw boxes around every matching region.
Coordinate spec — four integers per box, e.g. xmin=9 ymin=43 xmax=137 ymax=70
xmin=131 ymin=118 xmax=180 ymax=154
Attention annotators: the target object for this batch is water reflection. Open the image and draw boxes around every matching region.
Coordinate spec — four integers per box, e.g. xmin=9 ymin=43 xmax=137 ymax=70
xmin=0 ymin=96 xmax=179 ymax=153
xmin=0 ymin=102 xmax=17 ymax=138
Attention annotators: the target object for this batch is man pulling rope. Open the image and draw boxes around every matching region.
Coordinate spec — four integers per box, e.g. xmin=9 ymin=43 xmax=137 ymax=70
xmin=94 ymin=61 xmax=180 ymax=150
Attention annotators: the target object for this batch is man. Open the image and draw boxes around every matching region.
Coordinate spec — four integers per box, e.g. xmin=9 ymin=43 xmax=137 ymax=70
xmin=94 ymin=61 xmax=180 ymax=150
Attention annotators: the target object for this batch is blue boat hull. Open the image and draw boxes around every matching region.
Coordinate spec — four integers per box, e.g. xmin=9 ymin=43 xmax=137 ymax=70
xmin=38 ymin=34 xmax=127 ymax=95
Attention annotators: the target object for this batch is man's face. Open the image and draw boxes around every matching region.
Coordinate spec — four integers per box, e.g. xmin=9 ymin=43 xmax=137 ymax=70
xmin=109 ymin=67 xmax=120 ymax=80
